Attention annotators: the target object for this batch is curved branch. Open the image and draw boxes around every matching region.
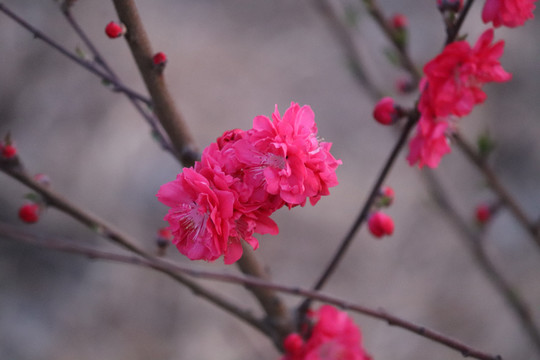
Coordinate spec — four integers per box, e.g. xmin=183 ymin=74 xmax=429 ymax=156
xmin=0 ymin=222 xmax=502 ymax=360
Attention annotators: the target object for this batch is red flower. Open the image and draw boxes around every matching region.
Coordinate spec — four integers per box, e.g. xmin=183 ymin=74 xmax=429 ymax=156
xmin=482 ymin=0 xmax=537 ymax=28
xmin=19 ymin=203 xmax=40 ymax=224
xmin=368 ymin=212 xmax=394 ymax=238
xmin=105 ymin=21 xmax=125 ymax=38
xmin=408 ymin=29 xmax=511 ymax=168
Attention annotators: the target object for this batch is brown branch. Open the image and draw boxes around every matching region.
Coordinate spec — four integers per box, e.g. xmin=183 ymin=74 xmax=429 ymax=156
xmin=423 ymin=170 xmax=540 ymax=356
xmin=313 ymin=0 xmax=384 ymax=99
xmin=0 ymin=3 xmax=151 ymax=106
xmin=0 ymin=163 xmax=269 ymax=337
xmin=111 ymin=0 xmax=198 ymax=167
xmin=452 ymin=133 xmax=540 ymax=248
xmin=61 ymin=7 xmax=179 ymax=158
xmin=0 ymin=222 xmax=503 ymax=360
xmin=110 ymin=0 xmax=292 ymax=344
xmin=362 ymin=0 xmax=422 ymax=83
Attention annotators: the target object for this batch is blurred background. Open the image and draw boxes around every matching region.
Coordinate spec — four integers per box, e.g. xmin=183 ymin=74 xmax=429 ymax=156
xmin=1 ymin=0 xmax=539 ymax=359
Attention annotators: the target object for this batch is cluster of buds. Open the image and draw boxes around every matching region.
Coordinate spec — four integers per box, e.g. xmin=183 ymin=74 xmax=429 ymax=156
xmin=368 ymin=186 xmax=395 ymax=238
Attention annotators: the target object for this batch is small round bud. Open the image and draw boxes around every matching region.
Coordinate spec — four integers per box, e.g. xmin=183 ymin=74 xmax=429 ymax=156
xmin=396 ymin=77 xmax=414 ymax=94
xmin=1 ymin=144 xmax=17 ymax=159
xmin=368 ymin=212 xmax=394 ymax=238
xmin=381 ymin=186 xmax=395 ymax=206
xmin=18 ymin=203 xmax=40 ymax=224
xmin=152 ymin=52 xmax=167 ymax=66
xmin=437 ymin=0 xmax=464 ymax=12
xmin=373 ymin=97 xmax=399 ymax=125
xmin=105 ymin=21 xmax=126 ymax=39
xmin=283 ymin=333 xmax=304 ymax=356
xmin=156 ymin=227 xmax=172 ymax=255
xmin=34 ymin=173 xmax=51 ymax=187
xmin=391 ymin=14 xmax=408 ymax=30
xmin=475 ymin=204 xmax=491 ymax=225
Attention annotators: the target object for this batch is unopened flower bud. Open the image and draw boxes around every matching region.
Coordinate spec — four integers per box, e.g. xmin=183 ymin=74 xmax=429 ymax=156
xmin=1 ymin=144 xmax=17 ymax=159
xmin=34 ymin=173 xmax=51 ymax=187
xmin=156 ymin=227 xmax=172 ymax=255
xmin=105 ymin=21 xmax=126 ymax=39
xmin=373 ymin=97 xmax=399 ymax=125
xmin=18 ymin=203 xmax=40 ymax=224
xmin=396 ymin=77 xmax=415 ymax=94
xmin=475 ymin=204 xmax=491 ymax=225
xmin=152 ymin=52 xmax=167 ymax=70
xmin=437 ymin=0 xmax=464 ymax=12
xmin=381 ymin=186 xmax=395 ymax=206
xmin=391 ymin=14 xmax=408 ymax=30
xmin=283 ymin=333 xmax=304 ymax=356
xmin=368 ymin=212 xmax=394 ymax=238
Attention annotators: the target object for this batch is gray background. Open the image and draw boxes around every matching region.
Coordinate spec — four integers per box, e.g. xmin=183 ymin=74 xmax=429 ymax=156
xmin=1 ymin=1 xmax=539 ymax=359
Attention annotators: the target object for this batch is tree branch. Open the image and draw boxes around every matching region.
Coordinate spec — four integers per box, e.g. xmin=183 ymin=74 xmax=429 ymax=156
xmin=111 ymin=0 xmax=198 ymax=167
xmin=0 ymin=222 xmax=503 ymax=360
xmin=452 ymin=133 xmax=540 ymax=248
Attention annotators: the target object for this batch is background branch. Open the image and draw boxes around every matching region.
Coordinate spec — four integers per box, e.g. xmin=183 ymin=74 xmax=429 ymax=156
xmin=0 ymin=221 xmax=502 ymax=360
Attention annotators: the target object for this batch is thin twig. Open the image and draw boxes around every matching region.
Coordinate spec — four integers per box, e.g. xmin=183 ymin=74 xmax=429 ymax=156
xmin=361 ymin=0 xmax=422 ymax=83
xmin=0 ymin=222 xmax=503 ymax=360
xmin=313 ymin=0 xmax=384 ymax=99
xmin=111 ymin=0 xmax=198 ymax=167
xmin=0 ymin=3 xmax=151 ymax=106
xmin=61 ymin=7 xmax=178 ymax=158
xmin=423 ymin=170 xmax=540 ymax=356
xmin=452 ymin=133 xmax=540 ymax=248
xmin=0 ymin=162 xmax=269 ymax=337
xmin=445 ymin=0 xmax=476 ymax=45
xmin=298 ymin=110 xmax=419 ymax=319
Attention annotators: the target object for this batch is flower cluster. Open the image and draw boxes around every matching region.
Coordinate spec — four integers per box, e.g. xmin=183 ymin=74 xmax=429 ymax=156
xmin=281 ymin=305 xmax=371 ymax=360
xmin=407 ymin=29 xmax=511 ymax=168
xmin=157 ymin=103 xmax=341 ymax=264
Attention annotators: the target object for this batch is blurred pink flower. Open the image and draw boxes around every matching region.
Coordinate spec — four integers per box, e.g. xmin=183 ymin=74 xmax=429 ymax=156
xmin=281 ymin=305 xmax=371 ymax=360
xmin=482 ymin=0 xmax=536 ymax=27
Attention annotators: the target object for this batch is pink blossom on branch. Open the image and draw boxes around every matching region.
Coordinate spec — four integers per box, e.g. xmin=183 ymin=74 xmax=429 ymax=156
xmin=482 ymin=0 xmax=537 ymax=28
xmin=157 ymin=103 xmax=341 ymax=264
xmin=408 ymin=29 xmax=511 ymax=168
xmin=281 ymin=305 xmax=372 ymax=360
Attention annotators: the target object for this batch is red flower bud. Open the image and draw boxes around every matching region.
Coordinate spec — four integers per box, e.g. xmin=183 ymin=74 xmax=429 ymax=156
xmin=373 ymin=97 xmax=398 ymax=125
xmin=152 ymin=52 xmax=167 ymax=66
xmin=1 ymin=144 xmax=17 ymax=159
xmin=105 ymin=21 xmax=125 ymax=39
xmin=391 ymin=14 xmax=408 ymax=29
xmin=18 ymin=203 xmax=40 ymax=224
xmin=368 ymin=212 xmax=394 ymax=238
xmin=475 ymin=204 xmax=491 ymax=224
xmin=382 ymin=186 xmax=395 ymax=206
xmin=283 ymin=333 xmax=304 ymax=356
xmin=437 ymin=0 xmax=464 ymax=12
